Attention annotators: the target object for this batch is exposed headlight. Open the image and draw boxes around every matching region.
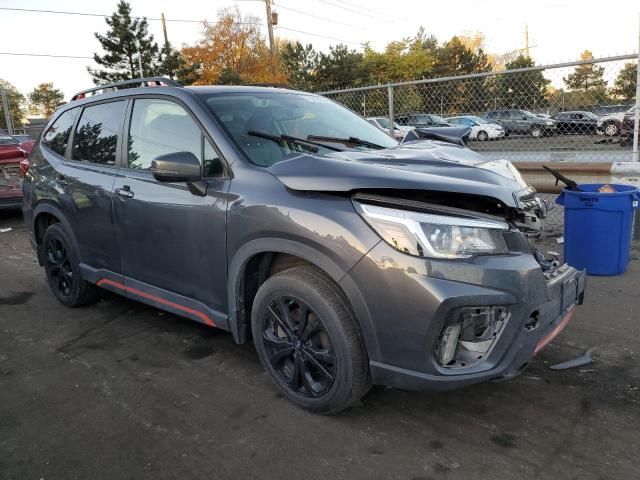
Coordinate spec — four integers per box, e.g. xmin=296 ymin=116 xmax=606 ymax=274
xmin=545 ymin=120 xmax=554 ymax=126
xmin=354 ymin=202 xmax=509 ymax=259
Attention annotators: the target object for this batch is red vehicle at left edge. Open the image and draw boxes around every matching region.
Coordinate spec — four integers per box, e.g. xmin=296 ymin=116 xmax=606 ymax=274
xmin=0 ymin=133 xmax=30 ymax=209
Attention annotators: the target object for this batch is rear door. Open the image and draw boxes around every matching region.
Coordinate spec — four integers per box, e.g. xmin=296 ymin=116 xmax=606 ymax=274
xmin=43 ymin=100 xmax=126 ymax=273
xmin=112 ymin=96 xmax=231 ymax=321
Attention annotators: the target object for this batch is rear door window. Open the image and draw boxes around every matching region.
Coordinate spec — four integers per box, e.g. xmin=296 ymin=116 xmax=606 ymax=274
xmin=42 ymin=108 xmax=79 ymax=156
xmin=72 ymin=101 xmax=126 ymax=165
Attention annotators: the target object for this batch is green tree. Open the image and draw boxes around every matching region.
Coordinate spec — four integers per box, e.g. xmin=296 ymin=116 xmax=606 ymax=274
xmin=315 ymin=45 xmax=370 ymax=90
xmin=610 ymin=62 xmax=637 ymax=102
xmin=491 ymin=55 xmax=550 ymax=111
xmin=215 ymin=68 xmax=243 ymax=85
xmin=0 ymin=79 xmax=25 ymax=131
xmin=280 ymin=41 xmax=319 ymax=89
xmin=563 ymin=50 xmax=607 ymax=91
xmin=88 ymin=1 xmax=162 ymax=84
xmin=28 ymin=83 xmax=65 ymax=117
xmin=432 ymin=36 xmax=491 ymax=77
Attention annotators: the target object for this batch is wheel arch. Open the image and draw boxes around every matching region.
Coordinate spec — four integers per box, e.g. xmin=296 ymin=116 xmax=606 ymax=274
xmin=227 ymin=238 xmax=379 ymax=360
xmin=32 ymin=203 xmax=79 ymax=266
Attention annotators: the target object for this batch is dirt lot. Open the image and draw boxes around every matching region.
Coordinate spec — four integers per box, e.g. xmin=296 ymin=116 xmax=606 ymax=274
xmin=1 ymin=209 xmax=639 ymax=480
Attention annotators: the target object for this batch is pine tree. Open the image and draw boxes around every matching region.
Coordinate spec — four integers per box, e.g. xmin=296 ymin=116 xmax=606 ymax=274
xmin=28 ymin=83 xmax=65 ymax=117
xmin=88 ymin=1 xmax=160 ymax=84
xmin=610 ymin=62 xmax=637 ymax=102
xmin=563 ymin=50 xmax=607 ymax=91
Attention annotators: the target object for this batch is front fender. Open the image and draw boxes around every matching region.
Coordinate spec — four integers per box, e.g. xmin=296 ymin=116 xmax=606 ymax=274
xmin=226 ymin=237 xmax=382 ymax=361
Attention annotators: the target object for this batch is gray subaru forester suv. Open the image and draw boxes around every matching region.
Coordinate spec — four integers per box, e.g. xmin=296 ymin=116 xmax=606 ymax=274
xmin=21 ymin=78 xmax=586 ymax=414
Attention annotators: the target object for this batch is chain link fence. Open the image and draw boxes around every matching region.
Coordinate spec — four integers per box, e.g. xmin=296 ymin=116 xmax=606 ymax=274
xmin=321 ymin=54 xmax=640 ymax=234
xmin=321 ymin=54 xmax=639 ymax=165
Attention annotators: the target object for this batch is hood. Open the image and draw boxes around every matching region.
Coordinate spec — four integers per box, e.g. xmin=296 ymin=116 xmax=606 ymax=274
xmin=267 ymin=141 xmax=533 ymax=208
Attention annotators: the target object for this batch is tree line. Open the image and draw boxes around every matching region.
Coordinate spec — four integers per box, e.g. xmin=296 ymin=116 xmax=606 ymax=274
xmin=1 ymin=0 xmax=637 ymax=130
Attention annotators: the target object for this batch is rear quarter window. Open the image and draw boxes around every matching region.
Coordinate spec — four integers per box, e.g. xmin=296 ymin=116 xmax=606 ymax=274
xmin=42 ymin=108 xmax=79 ymax=156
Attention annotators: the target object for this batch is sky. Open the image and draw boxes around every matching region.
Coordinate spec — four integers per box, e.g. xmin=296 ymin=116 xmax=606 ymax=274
xmin=0 ymin=0 xmax=639 ymax=101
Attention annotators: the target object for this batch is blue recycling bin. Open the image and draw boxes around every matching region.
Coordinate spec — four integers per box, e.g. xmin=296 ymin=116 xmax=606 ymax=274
xmin=556 ymin=184 xmax=640 ymax=276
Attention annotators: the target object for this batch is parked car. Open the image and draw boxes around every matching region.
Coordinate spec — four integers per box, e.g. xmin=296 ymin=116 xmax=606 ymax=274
xmin=10 ymin=134 xmax=35 ymax=154
xmin=366 ymin=117 xmax=410 ymax=140
xmin=597 ymin=106 xmax=634 ymax=136
xmin=484 ymin=109 xmax=556 ymax=137
xmin=552 ymin=111 xmax=599 ymax=135
xmin=445 ymin=115 xmax=505 ymax=141
xmin=592 ymin=104 xmax=634 ymax=117
xmin=22 ymin=77 xmax=586 ymax=414
xmin=0 ymin=134 xmax=28 ymax=209
xmin=395 ymin=113 xmax=452 ymax=128
xmin=620 ymin=109 xmax=639 ymax=146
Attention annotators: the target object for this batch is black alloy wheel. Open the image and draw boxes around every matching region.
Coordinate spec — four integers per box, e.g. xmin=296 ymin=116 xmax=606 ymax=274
xmin=45 ymin=236 xmax=74 ymax=298
xmin=42 ymin=223 xmax=99 ymax=307
xmin=251 ymin=265 xmax=370 ymax=414
xmin=262 ymin=296 xmax=336 ymax=397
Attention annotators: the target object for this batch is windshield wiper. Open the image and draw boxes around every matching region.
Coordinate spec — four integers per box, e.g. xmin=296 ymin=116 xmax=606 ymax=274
xmin=306 ymin=135 xmax=387 ymax=150
xmin=247 ymin=130 xmax=343 ymax=153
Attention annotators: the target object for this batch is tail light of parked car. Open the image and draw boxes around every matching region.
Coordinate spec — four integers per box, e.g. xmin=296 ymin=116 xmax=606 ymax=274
xmin=436 ymin=306 xmax=510 ymax=367
xmin=19 ymin=158 xmax=30 ymax=178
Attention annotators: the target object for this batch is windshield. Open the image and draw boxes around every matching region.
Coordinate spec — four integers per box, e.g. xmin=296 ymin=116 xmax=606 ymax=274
xmin=374 ymin=117 xmax=390 ymax=129
xmin=467 ymin=116 xmax=487 ymax=124
xmin=0 ymin=135 xmax=19 ymax=145
xmin=202 ymin=91 xmax=398 ymax=167
xmin=583 ymin=112 xmax=599 ymax=120
xmin=430 ymin=115 xmax=449 ymax=124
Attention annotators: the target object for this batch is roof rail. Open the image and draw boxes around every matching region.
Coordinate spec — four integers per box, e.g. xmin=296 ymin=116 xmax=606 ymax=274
xmin=247 ymin=83 xmax=297 ymax=90
xmin=71 ymin=77 xmax=182 ymax=101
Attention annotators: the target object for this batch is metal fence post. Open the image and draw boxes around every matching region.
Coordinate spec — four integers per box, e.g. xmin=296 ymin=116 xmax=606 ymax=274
xmin=388 ymin=84 xmax=394 ymax=137
xmin=632 ymin=14 xmax=640 ymax=162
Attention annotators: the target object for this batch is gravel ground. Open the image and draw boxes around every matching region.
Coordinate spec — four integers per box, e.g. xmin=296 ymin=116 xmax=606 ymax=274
xmin=1 ymin=209 xmax=639 ymax=480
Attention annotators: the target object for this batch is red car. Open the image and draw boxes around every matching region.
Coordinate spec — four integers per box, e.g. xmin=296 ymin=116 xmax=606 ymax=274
xmin=0 ymin=134 xmax=29 ymax=209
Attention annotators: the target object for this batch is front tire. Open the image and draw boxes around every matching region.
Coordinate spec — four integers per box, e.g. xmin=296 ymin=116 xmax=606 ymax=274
xmin=251 ymin=265 xmax=369 ymax=414
xmin=42 ymin=223 xmax=100 ymax=307
xmin=603 ymin=122 xmax=620 ymax=136
xmin=530 ymin=125 xmax=543 ymax=138
xmin=477 ymin=130 xmax=489 ymax=141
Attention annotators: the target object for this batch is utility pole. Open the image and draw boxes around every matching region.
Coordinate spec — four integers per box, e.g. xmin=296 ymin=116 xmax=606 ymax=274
xmin=265 ymin=0 xmax=276 ymax=57
xmin=1 ymin=87 xmax=14 ymax=135
xmin=161 ymin=13 xmax=169 ymax=46
xmin=524 ymin=23 xmax=530 ymax=59
xmin=137 ymin=41 xmax=144 ymax=78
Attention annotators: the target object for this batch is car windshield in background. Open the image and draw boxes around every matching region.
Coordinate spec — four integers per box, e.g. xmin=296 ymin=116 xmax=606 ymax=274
xmin=430 ymin=115 xmax=449 ymax=124
xmin=584 ymin=112 xmax=599 ymax=120
xmin=0 ymin=135 xmax=19 ymax=145
xmin=202 ymin=92 xmax=398 ymax=167
xmin=375 ymin=117 xmax=390 ymax=129
xmin=466 ymin=116 xmax=487 ymax=124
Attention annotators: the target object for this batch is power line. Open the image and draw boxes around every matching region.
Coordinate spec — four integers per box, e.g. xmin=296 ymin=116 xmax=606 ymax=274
xmin=0 ymin=7 xmax=258 ymax=25
xmin=323 ymin=0 xmax=408 ymax=22
xmin=273 ymin=2 xmax=365 ymax=30
xmin=315 ymin=0 xmax=401 ymax=23
xmin=275 ymin=26 xmax=361 ymax=45
xmin=0 ymin=52 xmax=92 ymax=59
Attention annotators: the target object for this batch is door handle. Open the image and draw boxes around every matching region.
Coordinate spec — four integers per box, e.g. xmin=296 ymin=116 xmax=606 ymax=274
xmin=115 ymin=185 xmax=134 ymax=198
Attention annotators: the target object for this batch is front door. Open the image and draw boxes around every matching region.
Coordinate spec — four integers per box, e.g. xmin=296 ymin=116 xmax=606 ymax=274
xmin=112 ymin=97 xmax=231 ymax=326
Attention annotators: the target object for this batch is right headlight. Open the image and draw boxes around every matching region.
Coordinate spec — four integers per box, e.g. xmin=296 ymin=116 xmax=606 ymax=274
xmin=354 ymin=202 xmax=509 ymax=259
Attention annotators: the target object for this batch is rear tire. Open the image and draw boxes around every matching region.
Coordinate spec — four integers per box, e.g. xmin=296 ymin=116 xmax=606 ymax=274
xmin=251 ymin=265 xmax=370 ymax=414
xmin=42 ymin=223 xmax=100 ymax=307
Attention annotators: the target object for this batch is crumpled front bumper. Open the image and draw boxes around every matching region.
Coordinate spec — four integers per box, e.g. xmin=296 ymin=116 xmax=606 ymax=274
xmin=340 ymin=240 xmax=587 ymax=392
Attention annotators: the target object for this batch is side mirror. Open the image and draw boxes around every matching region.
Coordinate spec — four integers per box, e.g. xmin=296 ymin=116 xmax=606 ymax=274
xmin=522 ymin=115 xmax=528 ymax=120
xmin=151 ymin=151 xmax=201 ymax=183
